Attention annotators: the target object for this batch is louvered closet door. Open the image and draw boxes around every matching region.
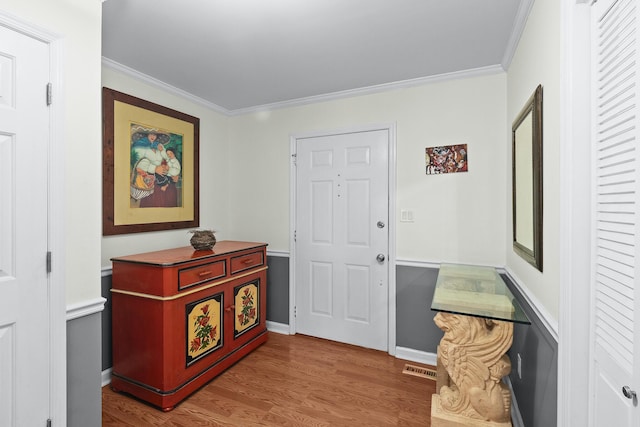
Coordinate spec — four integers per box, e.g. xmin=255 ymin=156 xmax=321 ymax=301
xmin=592 ymin=0 xmax=640 ymax=424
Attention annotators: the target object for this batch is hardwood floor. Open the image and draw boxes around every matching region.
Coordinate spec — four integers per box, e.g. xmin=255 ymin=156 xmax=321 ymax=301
xmin=102 ymin=333 xmax=435 ymax=426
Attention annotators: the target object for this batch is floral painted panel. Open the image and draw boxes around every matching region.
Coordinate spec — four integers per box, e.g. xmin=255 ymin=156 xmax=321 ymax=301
xmin=234 ymin=280 xmax=259 ymax=337
xmin=186 ymin=293 xmax=223 ymax=366
xmin=425 ymin=144 xmax=468 ymax=174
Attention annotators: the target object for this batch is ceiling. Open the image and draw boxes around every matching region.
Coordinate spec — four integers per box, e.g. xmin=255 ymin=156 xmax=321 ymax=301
xmin=102 ymin=0 xmax=529 ymax=114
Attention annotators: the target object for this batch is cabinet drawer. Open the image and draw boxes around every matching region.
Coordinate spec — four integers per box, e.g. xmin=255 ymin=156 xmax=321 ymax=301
xmin=178 ymin=260 xmax=226 ymax=290
xmin=230 ymin=251 xmax=264 ymax=274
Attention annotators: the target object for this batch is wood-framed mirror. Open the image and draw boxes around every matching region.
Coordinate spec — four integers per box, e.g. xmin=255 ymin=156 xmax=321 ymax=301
xmin=512 ymin=84 xmax=543 ymax=271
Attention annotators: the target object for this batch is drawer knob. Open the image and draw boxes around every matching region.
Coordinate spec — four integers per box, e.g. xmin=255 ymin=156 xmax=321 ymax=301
xmin=243 ymin=259 xmax=254 ymax=265
xmin=198 ymin=270 xmax=212 ymax=277
xmin=224 ymin=305 xmax=236 ymax=312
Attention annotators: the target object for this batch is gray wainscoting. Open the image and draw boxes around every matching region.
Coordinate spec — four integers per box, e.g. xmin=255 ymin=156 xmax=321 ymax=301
xmin=396 ymin=265 xmax=443 ymax=352
xmin=503 ymin=274 xmax=558 ymax=427
xmin=261 ymin=258 xmax=446 ymax=351
xmin=68 ymin=312 xmax=103 ymax=427
xmin=101 ymin=273 xmax=112 ymax=372
xmin=265 ymin=255 xmax=290 ymax=324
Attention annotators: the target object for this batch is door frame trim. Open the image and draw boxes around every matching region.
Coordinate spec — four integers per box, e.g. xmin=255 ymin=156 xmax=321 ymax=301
xmin=559 ymin=2 xmax=592 ymax=426
xmin=0 ymin=12 xmax=67 ymax=426
xmin=289 ymin=123 xmax=397 ymax=354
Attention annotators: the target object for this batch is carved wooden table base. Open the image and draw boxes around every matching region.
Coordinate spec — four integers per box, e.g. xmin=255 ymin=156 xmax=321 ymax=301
xmin=431 ymin=312 xmax=513 ymax=427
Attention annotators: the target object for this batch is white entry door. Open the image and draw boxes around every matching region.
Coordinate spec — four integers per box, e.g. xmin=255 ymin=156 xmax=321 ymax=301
xmin=591 ymin=0 xmax=640 ymax=425
xmin=0 ymin=24 xmax=52 ymax=426
xmin=294 ymin=128 xmax=389 ymax=351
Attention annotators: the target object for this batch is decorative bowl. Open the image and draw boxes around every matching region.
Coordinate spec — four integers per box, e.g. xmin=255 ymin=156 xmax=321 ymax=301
xmin=189 ymin=230 xmax=216 ymax=251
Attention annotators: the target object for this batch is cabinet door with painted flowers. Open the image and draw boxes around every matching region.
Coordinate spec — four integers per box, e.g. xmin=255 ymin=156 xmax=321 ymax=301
xmin=230 ymin=274 xmax=266 ymax=351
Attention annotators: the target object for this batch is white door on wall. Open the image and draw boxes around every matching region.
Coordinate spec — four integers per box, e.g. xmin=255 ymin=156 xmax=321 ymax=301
xmin=591 ymin=0 xmax=640 ymax=425
xmin=294 ymin=128 xmax=389 ymax=351
xmin=0 ymin=24 xmax=52 ymax=426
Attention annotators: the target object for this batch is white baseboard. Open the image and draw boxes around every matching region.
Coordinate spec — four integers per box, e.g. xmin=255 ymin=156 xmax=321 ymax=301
xmin=266 ymin=321 xmax=290 ymax=335
xmin=263 ymin=328 xmax=439 ymax=367
xmin=102 ymin=368 xmax=112 ymax=387
xmin=264 ymin=324 xmax=439 ymax=370
xmin=395 ymin=347 xmax=437 ymax=366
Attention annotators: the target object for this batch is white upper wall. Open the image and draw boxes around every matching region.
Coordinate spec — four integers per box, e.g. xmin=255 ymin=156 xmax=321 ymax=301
xmin=100 ymin=68 xmax=507 ymax=274
xmin=506 ymin=0 xmax=561 ymax=323
xmin=2 ymin=0 xmax=102 ymax=306
xmin=100 ymin=68 xmax=230 ymax=267
xmin=101 ymin=69 xmax=507 ymax=269
xmin=228 ymin=73 xmax=508 ymax=266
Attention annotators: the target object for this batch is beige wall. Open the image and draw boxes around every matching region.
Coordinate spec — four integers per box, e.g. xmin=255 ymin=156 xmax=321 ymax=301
xmin=228 ymin=73 xmax=508 ymax=265
xmin=100 ymin=68 xmax=231 ymax=266
xmin=2 ymin=0 xmax=103 ymax=306
xmin=507 ymin=0 xmax=561 ymax=323
xmin=101 ymin=69 xmax=508 ymax=268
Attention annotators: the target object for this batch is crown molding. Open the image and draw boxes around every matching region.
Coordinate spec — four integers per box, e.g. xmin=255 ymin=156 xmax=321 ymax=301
xmin=501 ymin=0 xmax=535 ymax=70
xmin=101 ymin=57 xmax=231 ymax=115
xmin=229 ymin=65 xmax=505 ymax=116
xmin=102 ymin=57 xmax=504 ymax=117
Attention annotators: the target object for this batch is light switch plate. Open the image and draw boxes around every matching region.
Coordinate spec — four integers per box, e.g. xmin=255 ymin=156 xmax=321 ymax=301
xmin=400 ymin=210 xmax=414 ymax=222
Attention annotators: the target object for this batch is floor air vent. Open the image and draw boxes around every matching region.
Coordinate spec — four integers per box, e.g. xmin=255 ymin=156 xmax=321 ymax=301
xmin=402 ymin=364 xmax=436 ymax=380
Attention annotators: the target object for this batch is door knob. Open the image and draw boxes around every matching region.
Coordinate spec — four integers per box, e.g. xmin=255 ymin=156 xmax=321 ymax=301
xmin=377 ymin=221 xmax=385 ymax=228
xmin=622 ymin=386 xmax=637 ymax=400
xmin=376 ymin=253 xmax=385 ymax=262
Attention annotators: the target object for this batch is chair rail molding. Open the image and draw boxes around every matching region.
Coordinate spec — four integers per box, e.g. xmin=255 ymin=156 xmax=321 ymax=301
xmin=503 ymin=267 xmax=558 ymax=342
xmin=66 ymin=297 xmax=107 ymax=321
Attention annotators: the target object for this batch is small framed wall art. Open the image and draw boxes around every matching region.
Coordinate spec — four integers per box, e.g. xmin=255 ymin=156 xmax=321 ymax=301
xmin=425 ymin=144 xmax=468 ymax=174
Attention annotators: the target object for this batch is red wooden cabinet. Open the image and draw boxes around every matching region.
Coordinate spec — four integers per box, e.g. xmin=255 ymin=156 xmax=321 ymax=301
xmin=110 ymin=241 xmax=268 ymax=411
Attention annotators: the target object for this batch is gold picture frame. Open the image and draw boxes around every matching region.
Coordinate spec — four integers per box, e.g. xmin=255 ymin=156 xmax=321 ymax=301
xmin=102 ymin=88 xmax=200 ymax=235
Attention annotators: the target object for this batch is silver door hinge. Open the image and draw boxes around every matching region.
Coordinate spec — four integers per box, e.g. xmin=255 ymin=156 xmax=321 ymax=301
xmin=46 ymin=83 xmax=52 ymax=106
xmin=46 ymin=251 xmax=52 ymax=273
xmin=294 ymin=230 xmax=296 ymax=242
xmin=291 ymin=153 xmax=297 ymax=166
xmin=294 ymin=306 xmax=297 ymax=317
xmin=47 ymin=419 xmax=52 ymax=427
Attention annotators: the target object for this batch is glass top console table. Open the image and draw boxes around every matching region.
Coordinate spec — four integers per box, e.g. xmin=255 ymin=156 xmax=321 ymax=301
xmin=430 ymin=264 xmax=529 ymax=427
xmin=431 ymin=263 xmax=530 ymax=324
